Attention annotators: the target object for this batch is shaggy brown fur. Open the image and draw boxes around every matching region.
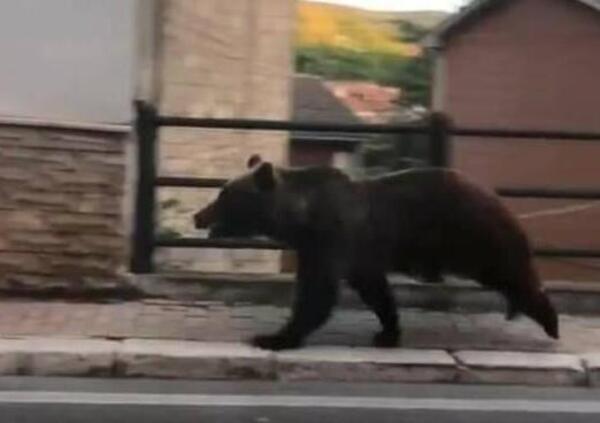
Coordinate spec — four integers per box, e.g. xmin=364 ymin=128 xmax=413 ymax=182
xmin=193 ymin=156 xmax=559 ymax=350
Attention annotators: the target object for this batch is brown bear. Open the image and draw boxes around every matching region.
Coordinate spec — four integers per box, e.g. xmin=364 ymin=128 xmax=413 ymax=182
xmin=193 ymin=155 xmax=559 ymax=351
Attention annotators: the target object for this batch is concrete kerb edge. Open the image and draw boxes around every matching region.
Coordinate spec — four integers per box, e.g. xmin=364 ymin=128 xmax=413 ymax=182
xmin=0 ymin=337 xmax=598 ymax=387
xmin=114 ymin=339 xmax=277 ymax=380
xmin=274 ymin=348 xmax=459 ymax=383
xmin=450 ymin=350 xmax=589 ymax=387
xmin=0 ymin=338 xmax=121 ymax=377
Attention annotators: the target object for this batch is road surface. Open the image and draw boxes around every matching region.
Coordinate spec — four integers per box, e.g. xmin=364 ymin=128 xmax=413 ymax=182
xmin=1 ymin=377 xmax=599 ymax=422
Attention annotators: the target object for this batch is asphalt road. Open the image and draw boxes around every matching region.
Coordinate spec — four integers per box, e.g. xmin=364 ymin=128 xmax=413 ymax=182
xmin=1 ymin=377 xmax=600 ymax=423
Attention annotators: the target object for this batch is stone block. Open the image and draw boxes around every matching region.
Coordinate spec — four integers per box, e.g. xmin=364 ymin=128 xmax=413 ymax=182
xmin=0 ymin=210 xmax=46 ymax=231
xmin=0 ymin=166 xmax=32 ymax=182
xmin=46 ymin=132 xmax=124 ymax=153
xmin=7 ymin=231 xmax=69 ymax=249
xmin=0 ymin=252 xmax=48 ymax=274
xmin=455 ymin=350 xmax=586 ymax=386
xmin=0 ymin=108 xmax=126 ymax=290
xmin=13 ymin=191 xmax=72 ymax=210
xmin=26 ymin=338 xmax=118 ymax=376
xmin=0 ymin=340 xmax=23 ymax=375
xmin=276 ymin=347 xmax=457 ymax=383
xmin=118 ymin=340 xmax=275 ymax=380
xmin=48 ymin=255 xmax=119 ymax=278
xmin=0 ymin=338 xmax=118 ymax=376
xmin=581 ymin=353 xmax=600 ymax=387
xmin=47 ymin=214 xmax=118 ymax=233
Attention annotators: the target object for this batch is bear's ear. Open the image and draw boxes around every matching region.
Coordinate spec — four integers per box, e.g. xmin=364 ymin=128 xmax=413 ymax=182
xmin=253 ymin=162 xmax=277 ymax=191
xmin=247 ymin=154 xmax=262 ymax=169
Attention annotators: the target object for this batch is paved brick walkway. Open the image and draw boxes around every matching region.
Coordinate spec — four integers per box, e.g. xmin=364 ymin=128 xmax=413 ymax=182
xmin=1 ymin=299 xmax=600 ymax=353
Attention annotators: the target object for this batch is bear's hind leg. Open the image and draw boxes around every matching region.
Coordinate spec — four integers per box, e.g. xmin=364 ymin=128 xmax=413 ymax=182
xmin=478 ymin=264 xmax=559 ymax=339
xmin=348 ymin=271 xmax=400 ymax=348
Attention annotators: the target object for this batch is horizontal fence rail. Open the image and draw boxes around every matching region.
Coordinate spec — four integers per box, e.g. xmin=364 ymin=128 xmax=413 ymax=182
xmin=453 ymin=127 xmax=600 ymax=141
xmin=535 ymin=248 xmax=600 ymax=258
xmin=158 ymin=115 xmax=600 ymax=141
xmin=156 ymin=177 xmax=227 ymax=188
xmin=155 ymin=237 xmax=285 ymax=250
xmin=496 ymin=188 xmax=600 ymax=200
xmin=131 ymin=101 xmax=600 ymax=274
xmin=157 ymin=115 xmax=431 ymax=134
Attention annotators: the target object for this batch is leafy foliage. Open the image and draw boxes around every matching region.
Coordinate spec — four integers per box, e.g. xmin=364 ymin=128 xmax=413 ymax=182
xmin=385 ymin=21 xmax=434 ymax=108
xmin=295 ymin=2 xmax=438 ymax=108
xmin=296 ymin=46 xmax=404 ymax=82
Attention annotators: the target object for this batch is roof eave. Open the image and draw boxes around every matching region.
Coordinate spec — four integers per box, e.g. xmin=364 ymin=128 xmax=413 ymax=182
xmin=424 ymin=0 xmax=504 ymax=50
xmin=578 ymin=0 xmax=600 ymax=13
xmin=425 ymin=0 xmax=600 ymax=51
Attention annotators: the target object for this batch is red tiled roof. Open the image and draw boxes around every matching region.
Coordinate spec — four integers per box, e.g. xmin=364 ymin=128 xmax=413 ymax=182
xmin=325 ymin=81 xmax=402 ymax=123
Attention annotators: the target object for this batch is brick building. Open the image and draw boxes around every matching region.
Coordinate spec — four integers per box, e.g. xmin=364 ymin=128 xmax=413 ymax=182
xmin=428 ymin=0 xmax=600 ymax=281
xmin=150 ymin=0 xmax=297 ymax=273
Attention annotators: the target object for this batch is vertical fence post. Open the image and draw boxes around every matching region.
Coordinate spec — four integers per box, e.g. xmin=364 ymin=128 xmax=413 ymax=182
xmin=130 ymin=101 xmax=158 ymax=273
xmin=429 ymin=112 xmax=451 ymax=167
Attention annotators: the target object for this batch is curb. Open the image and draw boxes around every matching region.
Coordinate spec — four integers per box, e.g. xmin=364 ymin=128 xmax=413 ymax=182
xmin=275 ymin=347 xmax=456 ymax=383
xmin=453 ymin=350 xmax=586 ymax=386
xmin=119 ymin=340 xmax=275 ymax=380
xmin=0 ymin=337 xmax=598 ymax=387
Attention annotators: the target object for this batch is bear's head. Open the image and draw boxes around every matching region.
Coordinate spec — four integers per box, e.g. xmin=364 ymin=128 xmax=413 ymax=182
xmin=193 ymin=154 xmax=283 ymax=239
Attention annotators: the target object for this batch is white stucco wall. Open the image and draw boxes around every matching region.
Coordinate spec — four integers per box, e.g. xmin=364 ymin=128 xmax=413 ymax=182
xmin=0 ymin=0 xmax=137 ymax=124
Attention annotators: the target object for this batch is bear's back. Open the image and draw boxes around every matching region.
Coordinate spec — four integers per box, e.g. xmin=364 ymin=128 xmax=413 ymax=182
xmin=359 ymin=167 xmax=529 ymax=260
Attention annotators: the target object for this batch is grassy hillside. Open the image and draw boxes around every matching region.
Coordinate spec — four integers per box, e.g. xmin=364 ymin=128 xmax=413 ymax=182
xmin=296 ymin=1 xmax=448 ymax=56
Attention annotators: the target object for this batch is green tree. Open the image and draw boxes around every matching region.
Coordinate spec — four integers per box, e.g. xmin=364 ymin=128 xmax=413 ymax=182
xmin=294 ymin=21 xmax=434 ymax=108
xmin=295 ymin=46 xmax=405 ymax=82
xmin=389 ymin=20 xmax=434 ymax=108
xmin=357 ymin=21 xmax=435 ymax=175
xmin=396 ymin=20 xmax=430 ymax=43
xmin=391 ymin=54 xmax=433 ymax=107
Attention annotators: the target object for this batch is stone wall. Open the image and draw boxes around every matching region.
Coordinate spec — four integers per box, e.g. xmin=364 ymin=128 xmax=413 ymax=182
xmin=0 ymin=124 xmax=128 ymax=291
xmin=155 ymin=0 xmax=296 ymax=273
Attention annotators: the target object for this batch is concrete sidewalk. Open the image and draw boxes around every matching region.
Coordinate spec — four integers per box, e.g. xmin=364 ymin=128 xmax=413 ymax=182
xmin=1 ymin=299 xmax=600 ymax=386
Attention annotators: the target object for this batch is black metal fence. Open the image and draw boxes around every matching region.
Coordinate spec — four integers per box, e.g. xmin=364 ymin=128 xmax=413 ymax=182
xmin=130 ymin=101 xmax=600 ymax=274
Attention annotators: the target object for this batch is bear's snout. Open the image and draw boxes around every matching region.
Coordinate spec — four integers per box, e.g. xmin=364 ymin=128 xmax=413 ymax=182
xmin=193 ymin=202 xmax=216 ymax=229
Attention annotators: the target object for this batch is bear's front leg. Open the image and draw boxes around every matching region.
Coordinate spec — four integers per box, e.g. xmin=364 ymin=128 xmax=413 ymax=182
xmin=347 ymin=270 xmax=401 ymax=348
xmin=250 ymin=248 xmax=341 ymax=351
